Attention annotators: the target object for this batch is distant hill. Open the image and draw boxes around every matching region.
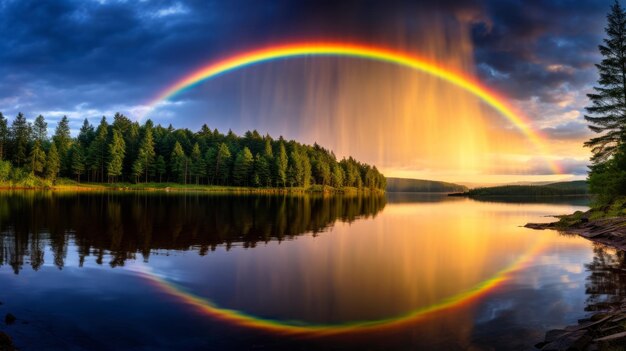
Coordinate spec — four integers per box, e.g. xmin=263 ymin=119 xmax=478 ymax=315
xmin=386 ymin=178 xmax=468 ymax=193
xmin=453 ymin=180 xmax=589 ymax=197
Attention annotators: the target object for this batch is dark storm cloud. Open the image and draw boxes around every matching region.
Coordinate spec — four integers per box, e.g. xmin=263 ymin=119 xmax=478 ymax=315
xmin=0 ymin=0 xmax=615 ymax=134
xmin=472 ymin=0 xmax=610 ymax=101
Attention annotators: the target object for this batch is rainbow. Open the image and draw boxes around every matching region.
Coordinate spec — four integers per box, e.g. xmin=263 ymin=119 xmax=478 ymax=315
xmin=132 ymin=235 xmax=548 ymax=336
xmin=147 ymin=42 xmax=562 ymax=174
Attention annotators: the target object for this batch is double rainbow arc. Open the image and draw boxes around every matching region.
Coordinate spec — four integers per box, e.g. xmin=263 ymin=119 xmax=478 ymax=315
xmin=148 ymin=42 xmax=561 ymax=174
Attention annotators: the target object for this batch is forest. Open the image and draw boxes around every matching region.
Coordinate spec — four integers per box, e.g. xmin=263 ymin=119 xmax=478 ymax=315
xmin=0 ymin=112 xmax=386 ymax=190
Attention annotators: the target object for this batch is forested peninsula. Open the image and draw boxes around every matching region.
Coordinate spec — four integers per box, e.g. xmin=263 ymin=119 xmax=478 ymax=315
xmin=0 ymin=112 xmax=386 ymax=192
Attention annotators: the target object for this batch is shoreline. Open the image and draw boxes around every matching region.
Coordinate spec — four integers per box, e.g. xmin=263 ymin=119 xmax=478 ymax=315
xmin=0 ymin=182 xmax=385 ymax=195
xmin=527 ymin=213 xmax=626 ymax=349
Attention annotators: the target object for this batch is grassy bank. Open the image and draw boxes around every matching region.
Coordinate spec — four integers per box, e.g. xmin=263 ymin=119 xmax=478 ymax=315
xmin=0 ymin=178 xmax=384 ymax=195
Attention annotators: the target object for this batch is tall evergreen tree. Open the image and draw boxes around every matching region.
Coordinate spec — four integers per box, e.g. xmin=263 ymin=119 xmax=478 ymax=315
xmin=0 ymin=113 xmax=8 ymax=160
xmin=216 ymin=143 xmax=231 ymax=185
xmin=275 ymin=142 xmax=287 ymax=187
xmin=53 ymin=115 xmax=72 ymax=175
xmin=33 ymin=115 xmax=48 ymax=143
xmin=170 ymin=141 xmax=187 ymax=184
xmin=233 ymin=147 xmax=253 ymax=186
xmin=88 ymin=117 xmax=109 ymax=182
xmin=10 ymin=112 xmax=30 ymax=167
xmin=107 ymin=129 xmax=126 ymax=182
xmin=254 ymin=153 xmax=271 ymax=187
xmin=155 ymin=155 xmax=166 ymax=182
xmin=70 ymin=144 xmax=86 ymax=182
xmin=586 ymin=1 xmax=626 ymax=163
xmin=205 ymin=147 xmax=217 ymax=184
xmin=189 ymin=143 xmax=205 ymax=184
xmin=134 ymin=126 xmax=156 ymax=182
xmin=27 ymin=140 xmax=46 ymax=176
xmin=45 ymin=143 xmax=60 ymax=181
xmin=77 ymin=118 xmax=95 ymax=149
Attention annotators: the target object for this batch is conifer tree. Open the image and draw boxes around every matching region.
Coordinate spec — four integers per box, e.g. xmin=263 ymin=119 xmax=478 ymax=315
xmin=189 ymin=143 xmax=205 ymax=184
xmin=53 ymin=115 xmax=72 ymax=175
xmin=107 ymin=129 xmax=126 ymax=182
xmin=70 ymin=144 xmax=85 ymax=182
xmin=77 ymin=119 xmax=95 ymax=149
xmin=134 ymin=126 xmax=156 ymax=182
xmin=205 ymin=147 xmax=217 ymax=184
xmin=33 ymin=115 xmax=48 ymax=143
xmin=11 ymin=112 xmax=29 ymax=167
xmin=233 ymin=147 xmax=253 ymax=186
xmin=586 ymin=1 xmax=626 ymax=163
xmin=88 ymin=117 xmax=109 ymax=182
xmin=254 ymin=153 xmax=271 ymax=187
xmin=155 ymin=155 xmax=166 ymax=182
xmin=585 ymin=2 xmax=626 ymax=200
xmin=27 ymin=140 xmax=46 ymax=175
xmin=45 ymin=143 xmax=60 ymax=181
xmin=170 ymin=141 xmax=187 ymax=183
xmin=275 ymin=142 xmax=287 ymax=187
xmin=216 ymin=143 xmax=231 ymax=185
xmin=0 ymin=113 xmax=8 ymax=160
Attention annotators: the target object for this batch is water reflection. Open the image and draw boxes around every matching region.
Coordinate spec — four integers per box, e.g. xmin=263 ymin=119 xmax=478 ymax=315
xmin=585 ymin=244 xmax=626 ymax=313
xmin=0 ymin=191 xmax=386 ymax=273
xmin=0 ymin=192 xmax=620 ymax=350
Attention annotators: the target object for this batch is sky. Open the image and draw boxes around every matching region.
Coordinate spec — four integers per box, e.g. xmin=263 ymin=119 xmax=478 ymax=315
xmin=0 ymin=0 xmax=614 ymax=183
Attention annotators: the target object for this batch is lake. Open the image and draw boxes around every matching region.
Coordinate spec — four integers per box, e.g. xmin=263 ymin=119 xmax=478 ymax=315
xmin=0 ymin=191 xmax=619 ymax=350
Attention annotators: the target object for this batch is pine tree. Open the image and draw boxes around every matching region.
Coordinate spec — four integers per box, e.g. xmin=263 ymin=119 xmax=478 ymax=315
xmin=287 ymin=150 xmax=303 ymax=187
xmin=216 ymin=143 xmax=231 ymax=185
xmin=70 ymin=144 xmax=86 ymax=182
xmin=77 ymin=118 xmax=95 ymax=149
xmin=131 ymin=157 xmax=144 ymax=183
xmin=189 ymin=143 xmax=205 ymax=184
xmin=45 ymin=143 xmax=60 ymax=181
xmin=11 ymin=112 xmax=30 ymax=167
xmin=27 ymin=140 xmax=46 ymax=175
xmin=53 ymin=115 xmax=72 ymax=175
xmin=586 ymin=1 xmax=626 ymax=163
xmin=155 ymin=155 xmax=166 ymax=182
xmin=332 ymin=163 xmax=344 ymax=188
xmin=254 ymin=153 xmax=271 ymax=187
xmin=135 ymin=126 xmax=156 ymax=182
xmin=0 ymin=113 xmax=8 ymax=161
xmin=205 ymin=147 xmax=217 ymax=184
xmin=170 ymin=141 xmax=187 ymax=184
xmin=107 ymin=129 xmax=126 ymax=182
xmin=275 ymin=142 xmax=287 ymax=187
xmin=233 ymin=147 xmax=253 ymax=186
xmin=33 ymin=115 xmax=48 ymax=143
xmin=88 ymin=117 xmax=109 ymax=182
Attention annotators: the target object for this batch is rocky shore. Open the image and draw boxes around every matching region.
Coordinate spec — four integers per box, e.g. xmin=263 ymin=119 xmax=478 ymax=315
xmin=527 ymin=214 xmax=626 ymax=350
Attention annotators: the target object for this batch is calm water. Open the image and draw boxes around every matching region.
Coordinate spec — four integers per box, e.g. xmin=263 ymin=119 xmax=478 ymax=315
xmin=0 ymin=191 xmax=620 ymax=350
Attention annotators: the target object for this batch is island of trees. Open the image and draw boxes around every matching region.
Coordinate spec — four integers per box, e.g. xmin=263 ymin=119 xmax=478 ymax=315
xmin=0 ymin=112 xmax=386 ymax=191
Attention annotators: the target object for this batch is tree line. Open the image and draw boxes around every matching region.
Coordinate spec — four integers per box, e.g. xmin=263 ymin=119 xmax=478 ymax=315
xmin=0 ymin=112 xmax=386 ymax=190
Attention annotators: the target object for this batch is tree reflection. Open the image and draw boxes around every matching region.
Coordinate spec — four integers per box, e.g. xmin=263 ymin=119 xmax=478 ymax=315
xmin=584 ymin=243 xmax=626 ymax=312
xmin=0 ymin=191 xmax=386 ymax=273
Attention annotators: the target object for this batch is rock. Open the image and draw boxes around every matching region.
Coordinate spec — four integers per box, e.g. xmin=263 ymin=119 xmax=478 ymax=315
xmin=541 ymin=329 xmax=591 ymax=351
xmin=4 ymin=314 xmax=15 ymax=325
xmin=0 ymin=331 xmax=14 ymax=351
xmin=595 ymin=330 xmax=626 ymax=342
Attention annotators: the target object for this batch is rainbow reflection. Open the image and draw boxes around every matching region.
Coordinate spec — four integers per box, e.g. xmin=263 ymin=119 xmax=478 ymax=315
xmin=131 ymin=235 xmax=548 ymax=336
